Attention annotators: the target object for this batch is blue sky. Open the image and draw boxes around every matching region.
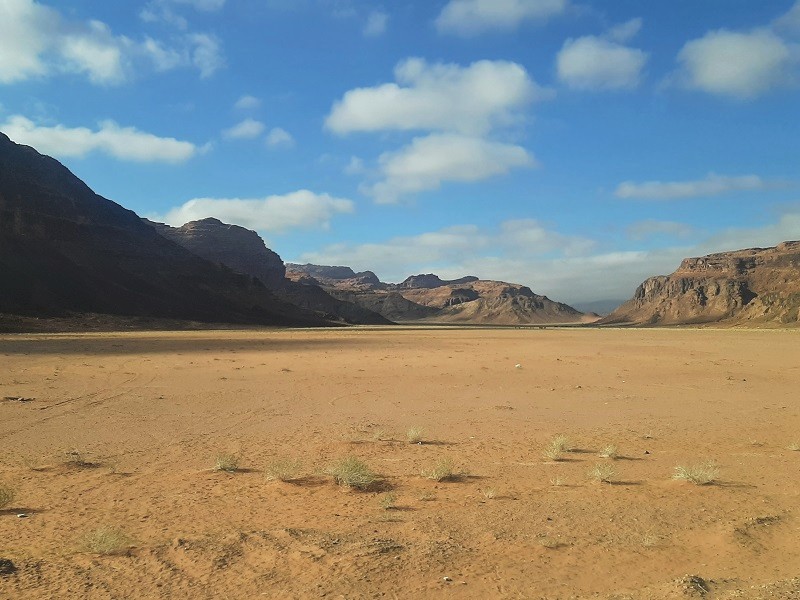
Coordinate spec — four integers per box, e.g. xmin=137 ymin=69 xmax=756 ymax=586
xmin=1 ymin=0 xmax=799 ymax=306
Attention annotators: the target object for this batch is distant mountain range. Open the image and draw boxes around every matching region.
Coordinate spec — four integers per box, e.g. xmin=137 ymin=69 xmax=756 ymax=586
xmin=1 ymin=130 xmax=798 ymax=329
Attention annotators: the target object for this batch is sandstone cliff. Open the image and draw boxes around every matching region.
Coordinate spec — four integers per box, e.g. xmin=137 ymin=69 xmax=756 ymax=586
xmin=602 ymin=242 xmax=800 ymax=325
xmin=0 ymin=132 xmax=327 ymax=328
xmin=146 ymin=221 xmax=390 ymax=325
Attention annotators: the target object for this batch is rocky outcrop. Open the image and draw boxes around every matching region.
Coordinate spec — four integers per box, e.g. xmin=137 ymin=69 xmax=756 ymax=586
xmin=147 ymin=218 xmax=286 ymax=289
xmin=396 ymin=274 xmax=479 ymax=289
xmin=603 ymin=242 xmax=800 ymax=325
xmin=145 ymin=221 xmax=390 ymax=325
xmin=287 ymin=263 xmax=591 ymax=325
xmin=0 ymin=132 xmax=326 ymax=327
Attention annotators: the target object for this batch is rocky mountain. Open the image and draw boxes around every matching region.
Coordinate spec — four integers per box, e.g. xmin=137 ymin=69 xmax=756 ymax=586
xmin=147 ymin=219 xmax=390 ymax=325
xmin=287 ymin=264 xmax=593 ymax=325
xmin=602 ymin=242 xmax=800 ymax=326
xmin=0 ymin=132 xmax=326 ymax=328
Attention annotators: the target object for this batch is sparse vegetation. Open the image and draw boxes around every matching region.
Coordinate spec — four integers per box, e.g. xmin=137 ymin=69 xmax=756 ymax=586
xmin=550 ymin=476 xmax=566 ymax=487
xmin=379 ymin=492 xmax=397 ymax=510
xmin=538 ymin=536 xmax=562 ymax=549
xmin=482 ymin=488 xmax=496 ymax=499
xmin=372 ymin=429 xmax=387 ymax=442
xmin=587 ymin=462 xmax=616 ymax=483
xmin=423 ymin=457 xmax=456 ymax=482
xmin=265 ymin=458 xmax=301 ymax=482
xmin=81 ymin=526 xmax=132 ymax=555
xmin=418 ymin=492 xmax=436 ymax=501
xmin=788 ymin=441 xmax=800 ymax=452
xmin=673 ymin=461 xmax=719 ymax=485
xmin=326 ymin=456 xmax=379 ymax=490
xmin=406 ymin=427 xmax=425 ymax=444
xmin=214 ymin=453 xmax=240 ymax=473
xmin=0 ymin=483 xmax=15 ymax=509
xmin=542 ymin=435 xmax=572 ymax=461
xmin=599 ymin=445 xmax=618 ymax=459
xmin=64 ymin=450 xmax=93 ymax=468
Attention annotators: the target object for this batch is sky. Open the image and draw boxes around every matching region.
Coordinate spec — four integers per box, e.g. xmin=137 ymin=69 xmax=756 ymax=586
xmin=1 ymin=0 xmax=799 ymax=308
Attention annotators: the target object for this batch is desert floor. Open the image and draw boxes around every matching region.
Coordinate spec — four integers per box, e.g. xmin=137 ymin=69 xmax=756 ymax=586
xmin=1 ymin=327 xmax=799 ymax=599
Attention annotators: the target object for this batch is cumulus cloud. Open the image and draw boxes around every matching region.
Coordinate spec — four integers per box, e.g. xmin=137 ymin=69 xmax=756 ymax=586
xmin=435 ymin=0 xmax=569 ymax=36
xmin=0 ymin=0 xmax=222 ymax=85
xmin=673 ymin=28 xmax=797 ymax=98
xmin=363 ymin=134 xmax=534 ymax=204
xmin=159 ymin=190 xmax=355 ymax=232
xmin=295 ymin=209 xmax=800 ymax=305
xmin=557 ymin=20 xmax=648 ymax=91
xmin=234 ymin=95 xmax=261 ymax=110
xmin=326 ymin=58 xmax=550 ymax=136
xmin=2 ymin=115 xmax=202 ymax=163
xmin=265 ymin=127 xmax=295 ymax=148
xmin=615 ymin=173 xmax=773 ymax=200
xmin=222 ymin=118 xmax=266 ymax=140
xmin=363 ymin=10 xmax=388 ymax=37
xmin=774 ymin=1 xmax=800 ymax=34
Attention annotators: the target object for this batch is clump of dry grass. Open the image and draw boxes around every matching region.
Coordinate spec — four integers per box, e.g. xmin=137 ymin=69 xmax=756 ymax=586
xmin=64 ymin=450 xmax=93 ymax=468
xmin=379 ymin=492 xmax=397 ymax=510
xmin=673 ymin=461 xmax=719 ymax=485
xmin=81 ymin=526 xmax=132 ymax=555
xmin=0 ymin=483 xmax=15 ymax=509
xmin=265 ymin=458 xmax=302 ymax=482
xmin=482 ymin=488 xmax=496 ymax=499
xmin=549 ymin=476 xmax=566 ymax=487
xmin=598 ymin=445 xmax=619 ymax=459
xmin=423 ymin=458 xmax=456 ymax=482
xmin=214 ymin=453 xmax=240 ymax=473
xmin=587 ymin=462 xmax=616 ymax=483
xmin=788 ymin=441 xmax=800 ymax=452
xmin=326 ymin=457 xmax=379 ymax=490
xmin=542 ymin=435 xmax=572 ymax=461
xmin=406 ymin=427 xmax=425 ymax=444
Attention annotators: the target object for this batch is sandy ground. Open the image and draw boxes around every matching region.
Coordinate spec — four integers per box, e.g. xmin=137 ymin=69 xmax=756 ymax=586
xmin=1 ymin=327 xmax=799 ymax=599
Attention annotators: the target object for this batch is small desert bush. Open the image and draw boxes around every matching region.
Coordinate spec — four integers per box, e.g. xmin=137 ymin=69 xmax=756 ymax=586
xmin=81 ymin=526 xmax=132 ymax=555
xmin=550 ymin=476 xmax=566 ymax=487
xmin=423 ymin=458 xmax=456 ymax=482
xmin=542 ymin=435 xmax=572 ymax=461
xmin=673 ymin=461 xmax=719 ymax=485
xmin=64 ymin=450 xmax=93 ymax=468
xmin=599 ymin=445 xmax=618 ymax=459
xmin=214 ymin=453 xmax=240 ymax=473
xmin=406 ymin=427 xmax=425 ymax=444
xmin=0 ymin=483 xmax=15 ymax=509
xmin=379 ymin=492 xmax=397 ymax=510
xmin=326 ymin=457 xmax=379 ymax=490
xmin=587 ymin=462 xmax=616 ymax=483
xmin=265 ymin=458 xmax=301 ymax=482
xmin=482 ymin=488 xmax=496 ymax=499
xmin=788 ymin=441 xmax=800 ymax=452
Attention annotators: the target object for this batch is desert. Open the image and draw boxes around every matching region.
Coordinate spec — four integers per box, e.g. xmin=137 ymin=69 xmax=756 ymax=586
xmin=2 ymin=326 xmax=799 ymax=599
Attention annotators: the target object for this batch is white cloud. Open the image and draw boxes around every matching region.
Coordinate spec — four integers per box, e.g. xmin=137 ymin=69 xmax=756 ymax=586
xmin=674 ymin=28 xmax=797 ymax=98
xmin=364 ymin=133 xmax=534 ymax=204
xmin=615 ymin=173 xmax=773 ymax=200
xmin=173 ymin=0 xmax=226 ymax=10
xmin=326 ymin=58 xmax=550 ymax=136
xmin=0 ymin=0 xmax=222 ymax=86
xmin=435 ymin=0 xmax=569 ymax=36
xmin=159 ymin=190 xmax=355 ymax=232
xmin=607 ymin=18 xmax=642 ymax=43
xmin=776 ymin=1 xmax=800 ymax=35
xmin=363 ymin=10 xmax=388 ymax=37
xmin=627 ymin=220 xmax=694 ymax=241
xmin=189 ymin=33 xmax=224 ymax=78
xmin=0 ymin=0 xmax=58 ymax=83
xmin=222 ymin=119 xmax=266 ymax=140
xmin=557 ymin=35 xmax=647 ymax=90
xmin=295 ymin=209 xmax=800 ymax=305
xmin=2 ymin=115 xmax=201 ymax=163
xmin=344 ymin=156 xmax=365 ymax=175
xmin=234 ymin=95 xmax=261 ymax=110
xmin=265 ymin=127 xmax=295 ymax=147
